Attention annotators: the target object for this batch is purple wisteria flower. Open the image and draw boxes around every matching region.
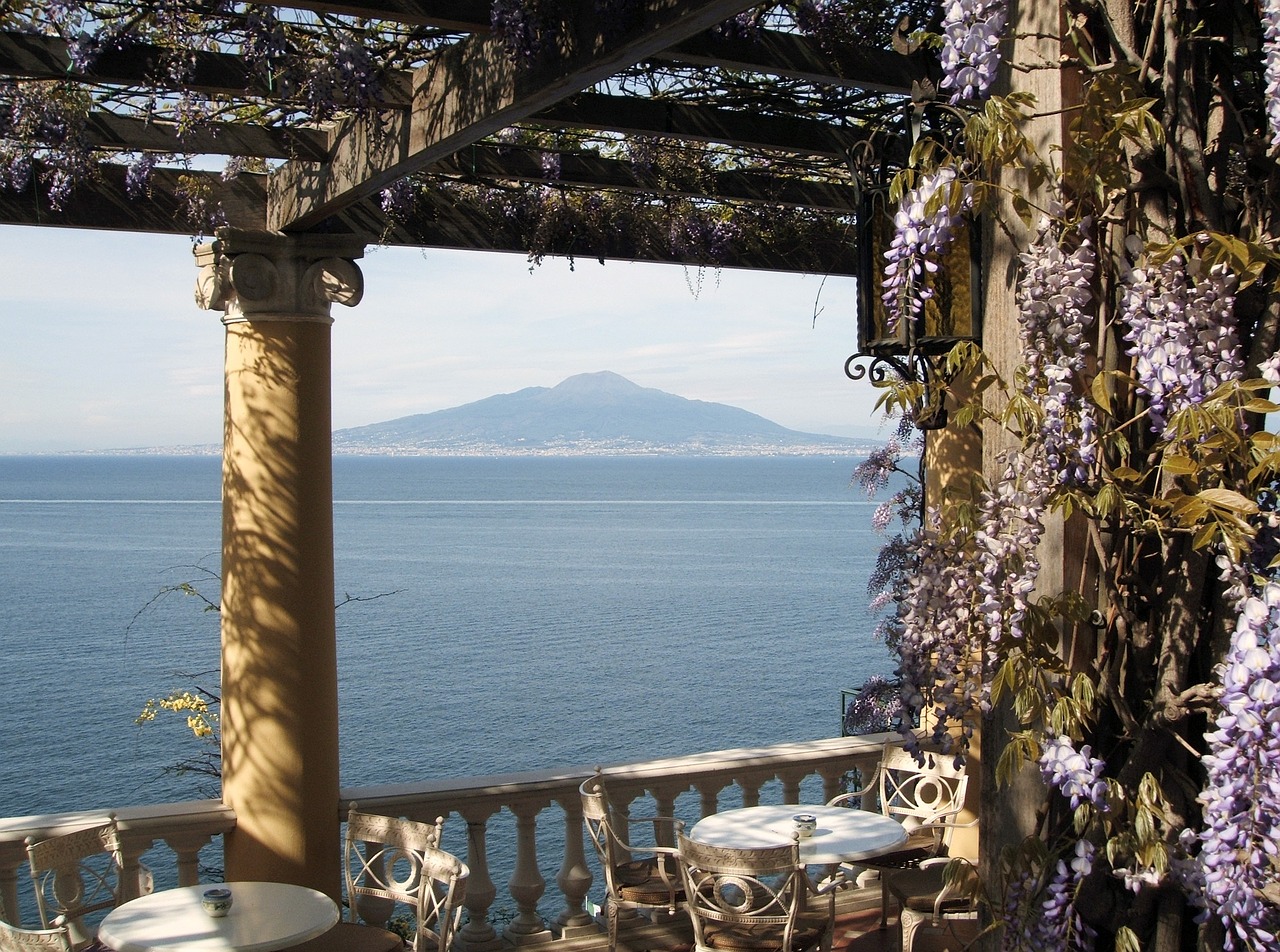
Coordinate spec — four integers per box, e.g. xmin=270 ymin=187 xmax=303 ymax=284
xmin=1016 ymin=218 xmax=1097 ymax=486
xmin=1196 ymin=582 xmax=1280 ymax=949
xmin=974 ymin=452 xmax=1048 ymax=644
xmin=1039 ymin=735 xmax=1108 ymax=812
xmin=1120 ymin=247 xmax=1242 ymax=436
xmin=881 ymin=165 xmax=972 ymax=331
xmin=1263 ymin=0 xmax=1280 ymax=150
xmin=939 ymin=0 xmax=1008 ymax=104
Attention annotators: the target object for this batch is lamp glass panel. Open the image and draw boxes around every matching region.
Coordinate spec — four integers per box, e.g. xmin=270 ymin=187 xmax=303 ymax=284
xmin=858 ymin=189 xmax=980 ymax=356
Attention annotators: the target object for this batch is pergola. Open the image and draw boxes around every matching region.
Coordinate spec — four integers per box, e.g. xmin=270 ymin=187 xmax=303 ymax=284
xmin=0 ymin=0 xmax=941 ymax=896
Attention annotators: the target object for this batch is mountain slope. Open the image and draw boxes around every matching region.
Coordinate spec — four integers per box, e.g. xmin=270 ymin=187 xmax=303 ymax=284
xmin=332 ymin=371 xmax=863 ymax=455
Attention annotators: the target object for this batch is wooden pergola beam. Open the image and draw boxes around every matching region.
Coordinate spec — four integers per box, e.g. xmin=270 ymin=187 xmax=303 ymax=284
xmin=529 ymin=91 xmax=864 ymax=157
xmin=266 ymin=0 xmax=765 ymax=231
xmin=273 ymin=0 xmax=491 ymax=31
xmin=0 ymin=31 xmax=413 ymax=106
xmin=80 ymin=114 xmax=330 ymax=161
xmin=434 ymin=144 xmax=859 ymax=210
xmin=658 ymin=29 xmax=928 ymax=95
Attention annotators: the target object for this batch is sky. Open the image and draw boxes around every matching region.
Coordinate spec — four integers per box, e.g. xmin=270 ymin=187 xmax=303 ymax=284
xmin=0 ymin=224 xmax=891 ymax=454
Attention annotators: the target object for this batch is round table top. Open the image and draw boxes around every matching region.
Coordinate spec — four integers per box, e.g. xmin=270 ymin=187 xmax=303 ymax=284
xmin=688 ymin=804 xmax=907 ymax=865
xmin=99 ymin=882 xmax=339 ymax=952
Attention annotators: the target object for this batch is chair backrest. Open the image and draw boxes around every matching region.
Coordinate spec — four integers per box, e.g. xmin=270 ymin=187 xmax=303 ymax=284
xmin=877 ymin=746 xmax=968 ymax=838
xmin=342 ymin=807 xmax=465 ymax=952
xmin=580 ymin=772 xmax=628 ymax=892
xmin=25 ymin=819 xmax=123 ymax=951
xmin=676 ymin=832 xmax=811 ymax=952
xmin=0 ymin=919 xmax=75 ymax=952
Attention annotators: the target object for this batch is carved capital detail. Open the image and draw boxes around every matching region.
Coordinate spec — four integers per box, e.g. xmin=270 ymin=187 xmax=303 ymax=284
xmin=193 ymin=229 xmax=365 ymax=324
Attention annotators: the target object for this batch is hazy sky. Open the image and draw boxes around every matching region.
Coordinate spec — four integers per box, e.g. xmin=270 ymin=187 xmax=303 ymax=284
xmin=1 ymin=223 xmax=891 ymax=454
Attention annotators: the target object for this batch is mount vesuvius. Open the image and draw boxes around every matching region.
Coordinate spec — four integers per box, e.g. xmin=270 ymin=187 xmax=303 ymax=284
xmin=331 ymin=372 xmax=871 ymax=456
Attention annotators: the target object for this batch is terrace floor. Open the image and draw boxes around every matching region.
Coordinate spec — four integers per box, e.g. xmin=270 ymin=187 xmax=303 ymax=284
xmin=834 ymin=907 xmax=976 ymax=951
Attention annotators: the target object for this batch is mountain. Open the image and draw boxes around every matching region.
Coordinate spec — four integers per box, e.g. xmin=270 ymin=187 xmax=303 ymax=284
xmin=331 ymin=371 xmax=872 ymax=456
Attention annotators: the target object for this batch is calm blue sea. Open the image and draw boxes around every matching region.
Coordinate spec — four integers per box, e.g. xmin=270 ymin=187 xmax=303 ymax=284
xmin=0 ymin=455 xmax=896 ymax=820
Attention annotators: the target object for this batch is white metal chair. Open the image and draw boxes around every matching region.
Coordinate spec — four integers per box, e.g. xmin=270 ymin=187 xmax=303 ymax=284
xmin=288 ymin=805 xmax=466 ymax=952
xmin=676 ymin=831 xmax=839 ymax=952
xmin=0 ymin=918 xmax=76 ymax=952
xmin=826 ymin=744 xmax=973 ymax=928
xmin=885 ymin=858 xmax=980 ymax=951
xmin=580 ymin=771 xmax=685 ymax=952
xmin=25 ymin=819 xmax=132 ymax=952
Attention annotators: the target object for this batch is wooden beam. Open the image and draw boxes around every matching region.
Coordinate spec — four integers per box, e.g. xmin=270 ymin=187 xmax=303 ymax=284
xmin=273 ymin=0 xmax=491 ymax=31
xmin=0 ymin=165 xmax=266 ymax=233
xmin=529 ymin=91 xmax=864 ymax=157
xmin=267 ymin=0 xmax=765 ymax=232
xmin=333 ymin=186 xmax=859 ymax=273
xmin=80 ymin=114 xmax=329 ymax=161
xmin=0 ymin=31 xmax=411 ymax=106
xmin=435 ymin=144 xmax=860 ymax=210
xmin=658 ymin=29 xmax=932 ymax=95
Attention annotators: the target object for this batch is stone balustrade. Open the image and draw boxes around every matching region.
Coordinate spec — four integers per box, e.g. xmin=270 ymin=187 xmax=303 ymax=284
xmin=0 ymin=800 xmax=236 ymax=927
xmin=0 ymin=733 xmax=894 ymax=951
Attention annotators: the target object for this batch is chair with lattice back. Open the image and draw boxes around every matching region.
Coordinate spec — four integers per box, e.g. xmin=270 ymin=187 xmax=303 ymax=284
xmin=826 ymin=743 xmax=974 ymax=928
xmin=676 ymin=830 xmax=840 ymax=952
xmin=288 ymin=805 xmax=467 ymax=952
xmin=580 ymin=771 xmax=686 ymax=952
xmin=25 ymin=818 xmax=131 ymax=952
xmin=0 ymin=917 xmax=77 ymax=952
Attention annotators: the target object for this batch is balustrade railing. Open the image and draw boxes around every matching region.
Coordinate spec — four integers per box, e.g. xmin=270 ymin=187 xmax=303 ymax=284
xmin=0 ymin=733 xmax=895 ymax=952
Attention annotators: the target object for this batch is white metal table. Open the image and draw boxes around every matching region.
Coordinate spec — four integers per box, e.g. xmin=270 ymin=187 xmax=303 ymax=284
xmin=98 ymin=881 xmax=339 ymax=952
xmin=688 ymin=804 xmax=907 ymax=865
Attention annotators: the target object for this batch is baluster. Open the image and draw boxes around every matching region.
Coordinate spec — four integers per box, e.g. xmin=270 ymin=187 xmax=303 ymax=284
xmin=554 ymin=795 xmax=594 ymax=937
xmin=778 ymin=771 xmax=805 ymax=804
xmin=504 ymin=799 xmax=551 ymax=942
xmin=162 ymin=833 xmax=212 ymax=887
xmin=117 ymin=836 xmax=154 ymax=902
xmin=737 ymin=775 xmax=764 ymax=808
xmin=456 ymin=807 xmax=502 ymax=952
xmin=695 ymin=780 xmax=725 ymax=821
xmin=649 ymin=786 xmax=681 ymax=849
xmin=818 ymin=765 xmax=845 ymax=804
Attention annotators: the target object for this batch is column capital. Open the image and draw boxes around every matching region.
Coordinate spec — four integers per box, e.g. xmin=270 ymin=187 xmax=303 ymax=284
xmin=194 ymin=228 xmax=365 ymax=324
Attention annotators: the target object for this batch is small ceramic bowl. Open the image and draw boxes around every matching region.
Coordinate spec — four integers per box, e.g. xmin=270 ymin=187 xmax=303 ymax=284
xmin=793 ymin=813 xmax=817 ymax=838
xmin=201 ymin=887 xmax=233 ymax=918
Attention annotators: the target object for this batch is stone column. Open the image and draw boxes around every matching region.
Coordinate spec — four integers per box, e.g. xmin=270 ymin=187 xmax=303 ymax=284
xmin=193 ymin=228 xmax=364 ymax=897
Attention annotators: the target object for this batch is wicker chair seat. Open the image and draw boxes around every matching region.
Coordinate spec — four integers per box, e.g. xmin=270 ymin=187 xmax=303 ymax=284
xmin=886 ymin=867 xmax=974 ymax=915
xmin=614 ymin=857 xmax=685 ymax=904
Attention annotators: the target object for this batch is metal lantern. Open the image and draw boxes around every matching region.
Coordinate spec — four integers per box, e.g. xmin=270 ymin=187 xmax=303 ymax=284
xmin=846 ymin=185 xmax=983 ymax=429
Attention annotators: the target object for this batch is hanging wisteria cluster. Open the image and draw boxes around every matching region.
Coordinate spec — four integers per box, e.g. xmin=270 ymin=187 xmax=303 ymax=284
xmin=889 ymin=509 xmax=986 ymax=759
xmin=1194 ymin=584 xmax=1280 ymax=949
xmin=1039 ymin=735 xmax=1108 ymax=813
xmin=973 ymin=452 xmax=1049 ymax=646
xmin=881 ymin=165 xmax=973 ymax=331
xmin=1015 ymin=218 xmax=1098 ymax=485
xmin=1119 ymin=247 xmax=1243 ymax=436
xmin=1264 ymin=0 xmax=1280 ymax=150
xmin=939 ymin=0 xmax=1007 ymax=103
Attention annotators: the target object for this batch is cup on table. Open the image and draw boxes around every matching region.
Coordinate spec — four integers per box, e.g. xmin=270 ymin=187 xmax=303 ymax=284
xmin=201 ymin=887 xmax=233 ymax=918
xmin=792 ymin=813 xmax=817 ymax=838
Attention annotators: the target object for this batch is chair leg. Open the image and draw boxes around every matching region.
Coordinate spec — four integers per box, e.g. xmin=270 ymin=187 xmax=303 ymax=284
xmin=897 ymin=908 xmax=923 ymax=952
xmin=879 ymin=876 xmax=889 ymax=929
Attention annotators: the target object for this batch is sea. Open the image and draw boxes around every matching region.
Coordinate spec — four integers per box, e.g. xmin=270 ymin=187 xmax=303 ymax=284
xmin=0 ymin=454 xmax=898 ymax=823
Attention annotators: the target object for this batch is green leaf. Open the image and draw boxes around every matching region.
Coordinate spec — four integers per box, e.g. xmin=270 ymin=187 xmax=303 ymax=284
xmin=1115 ymin=926 xmax=1142 ymax=952
xmin=1198 ymin=487 xmax=1259 ymax=515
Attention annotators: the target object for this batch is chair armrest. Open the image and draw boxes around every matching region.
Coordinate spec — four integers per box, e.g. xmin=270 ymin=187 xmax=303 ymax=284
xmin=824 ymin=767 xmax=881 ymax=807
